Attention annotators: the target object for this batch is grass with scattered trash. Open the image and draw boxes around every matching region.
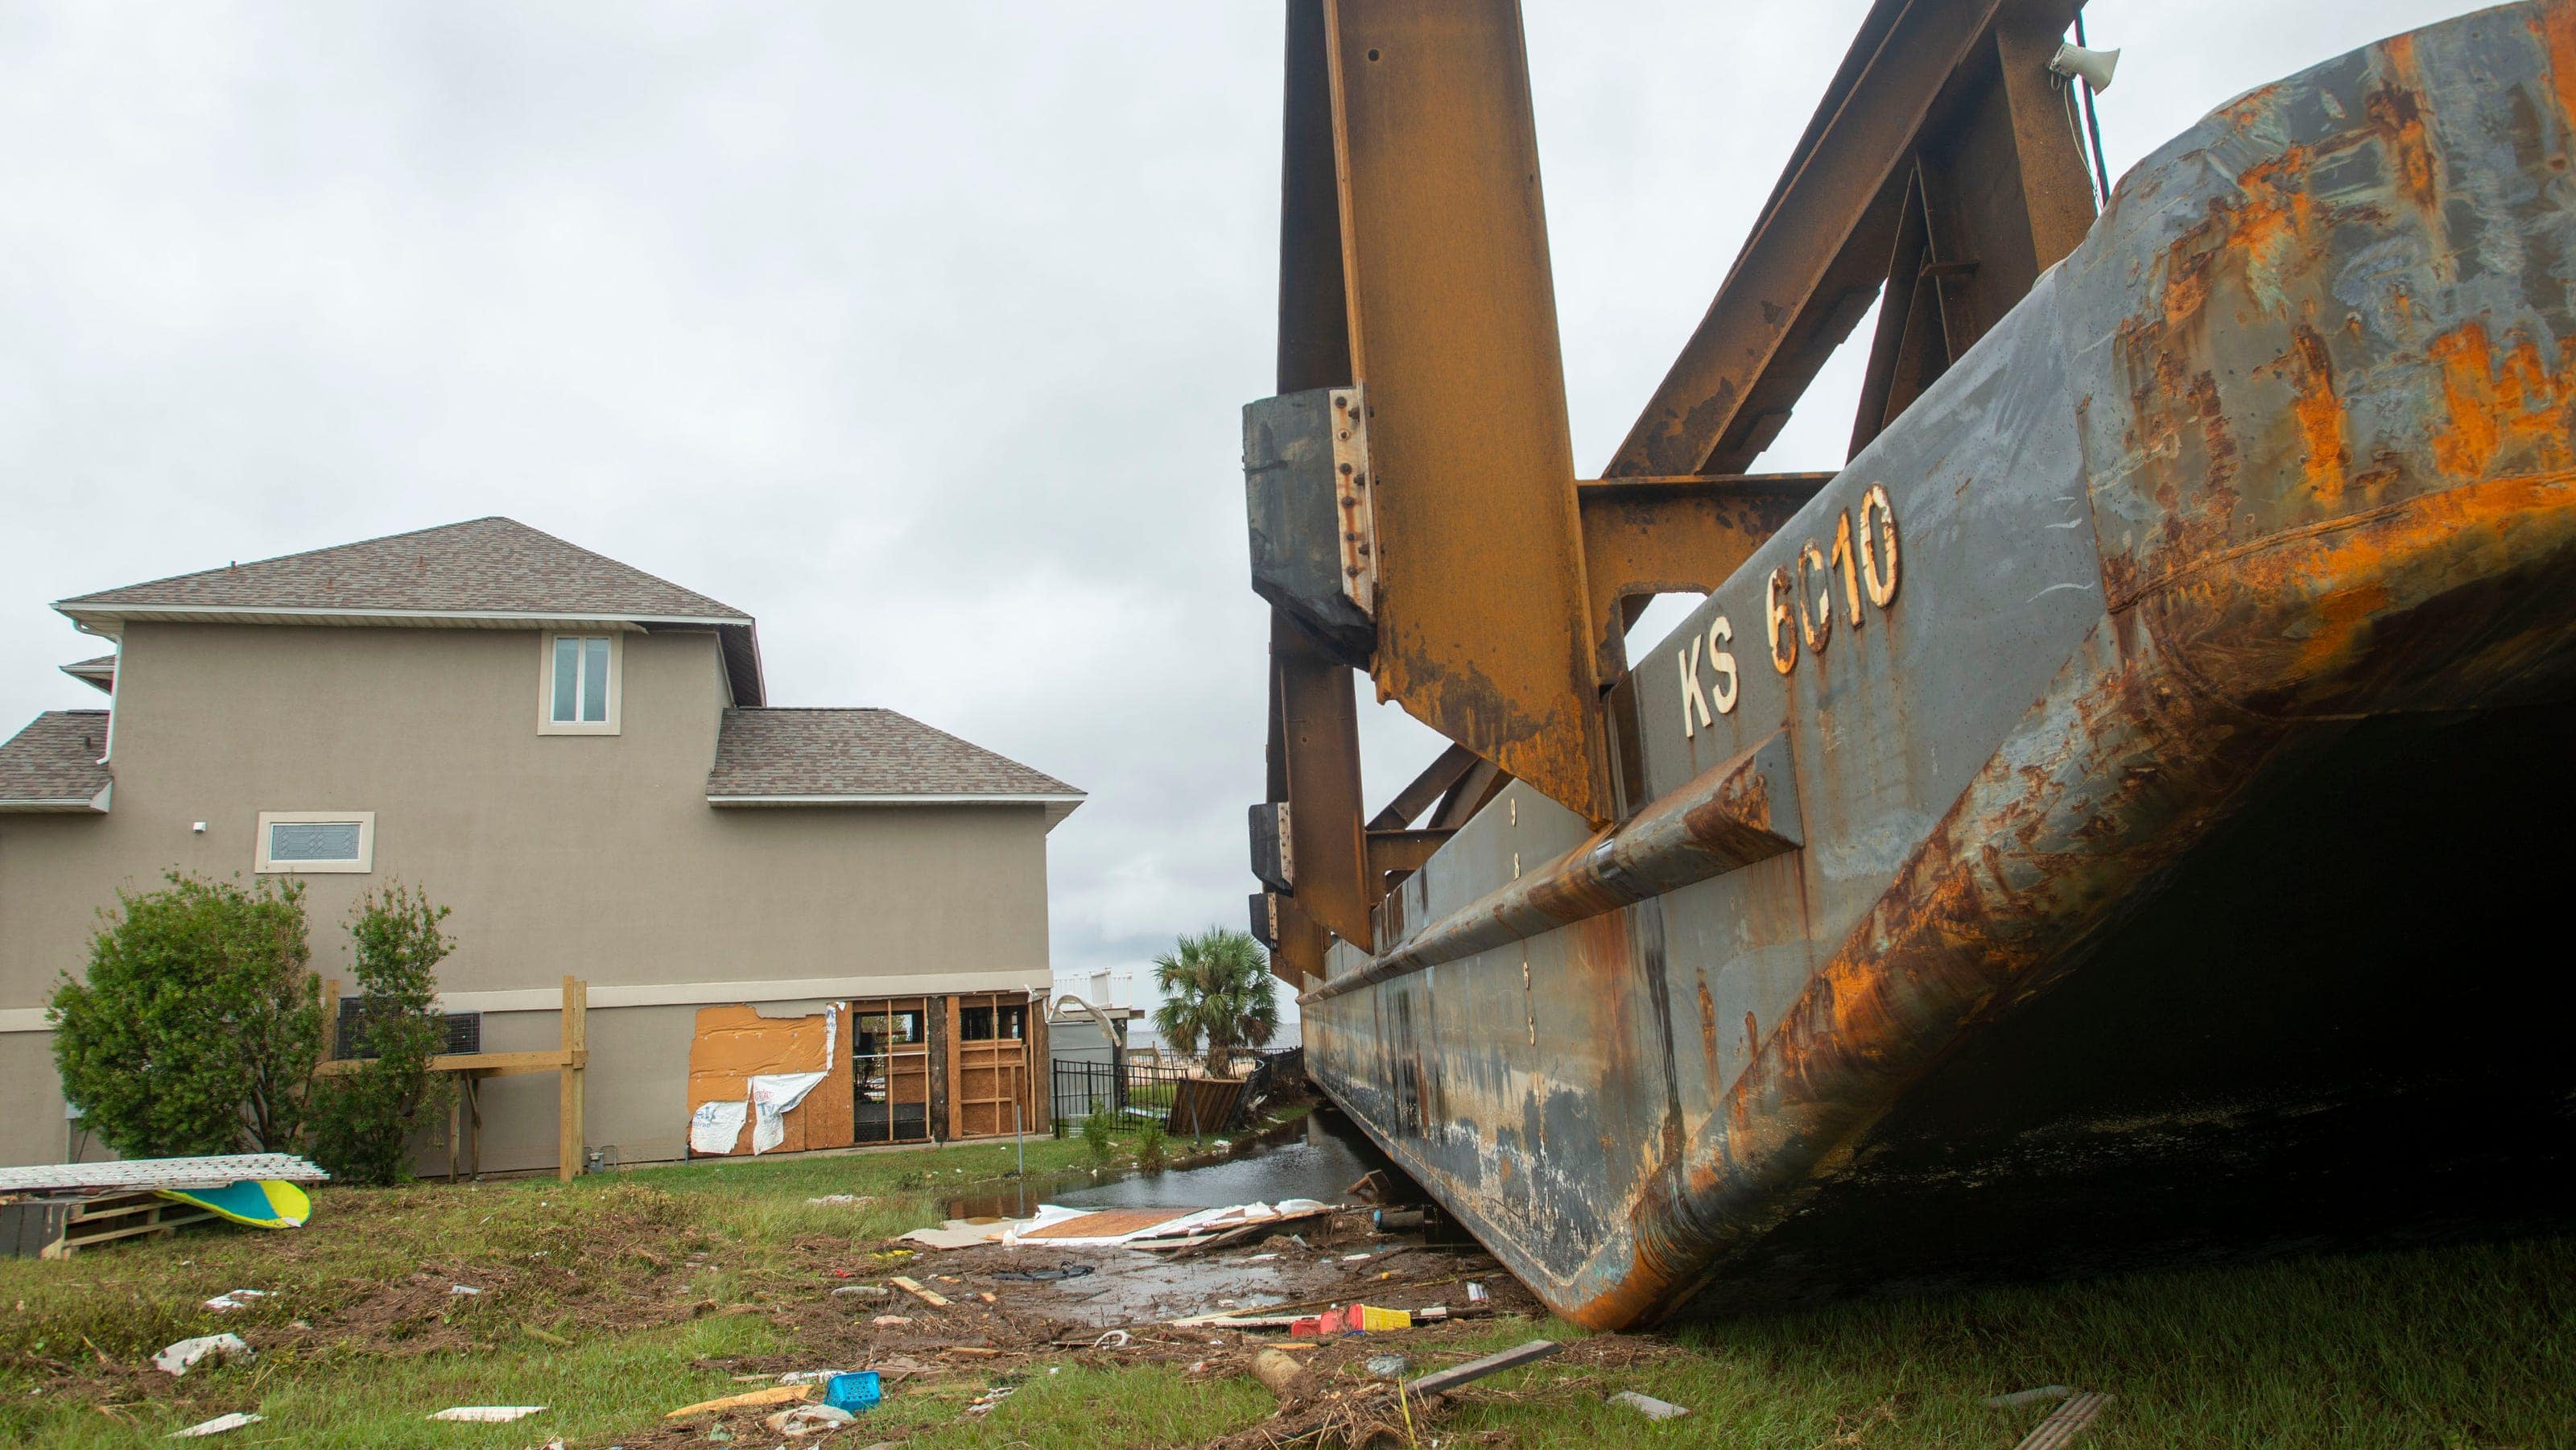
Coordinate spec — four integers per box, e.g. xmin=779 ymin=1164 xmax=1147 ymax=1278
xmin=1 ymin=1111 xmax=2566 ymax=1448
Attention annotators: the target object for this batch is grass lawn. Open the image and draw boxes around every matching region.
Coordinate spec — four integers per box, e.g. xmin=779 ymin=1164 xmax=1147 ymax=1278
xmin=2 ymin=1115 xmax=2567 ymax=1448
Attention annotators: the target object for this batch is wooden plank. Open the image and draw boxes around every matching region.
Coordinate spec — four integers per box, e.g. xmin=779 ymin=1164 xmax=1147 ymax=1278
xmin=47 ymin=1203 xmax=217 ymax=1258
xmin=1402 ymin=1339 xmax=1563 ymax=1398
xmin=1028 ymin=997 xmax=1051 ymax=1131
xmin=315 ymin=1049 xmax=578 ymax=1078
xmin=939 ymin=995 xmax=960 ymax=1141
xmin=2014 ymin=1391 xmax=2113 ymax=1450
xmin=890 ymin=1275 xmax=951 ymax=1307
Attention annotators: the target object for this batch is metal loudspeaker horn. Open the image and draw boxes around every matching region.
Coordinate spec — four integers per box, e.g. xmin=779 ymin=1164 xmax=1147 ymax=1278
xmin=2050 ymin=42 xmax=2120 ymax=92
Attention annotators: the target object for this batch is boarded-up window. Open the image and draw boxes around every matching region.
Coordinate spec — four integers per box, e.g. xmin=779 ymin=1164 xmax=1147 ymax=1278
xmin=946 ymin=992 xmax=1034 ymax=1138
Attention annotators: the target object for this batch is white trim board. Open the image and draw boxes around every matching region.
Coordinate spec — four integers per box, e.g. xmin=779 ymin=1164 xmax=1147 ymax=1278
xmin=441 ymin=971 xmax=1045 ymax=1013
xmin=707 ymin=793 xmax=1084 ymax=807
xmin=0 ymin=970 xmax=1047 ymax=1033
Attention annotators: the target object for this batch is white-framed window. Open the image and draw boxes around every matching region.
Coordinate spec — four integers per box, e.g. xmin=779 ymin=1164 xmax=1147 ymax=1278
xmin=254 ymin=811 xmax=375 ymax=874
xmin=538 ymin=632 xmax=621 ymax=735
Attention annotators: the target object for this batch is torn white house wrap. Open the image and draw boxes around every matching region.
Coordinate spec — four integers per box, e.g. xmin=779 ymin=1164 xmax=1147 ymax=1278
xmin=686 ymin=1004 xmax=840 ymax=1155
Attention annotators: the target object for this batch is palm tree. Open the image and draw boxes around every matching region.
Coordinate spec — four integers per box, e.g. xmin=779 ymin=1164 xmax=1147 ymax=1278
xmin=1150 ymin=927 xmax=1278 ymax=1079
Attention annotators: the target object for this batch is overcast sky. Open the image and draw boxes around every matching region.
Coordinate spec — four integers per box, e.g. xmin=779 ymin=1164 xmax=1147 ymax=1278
xmin=2 ymin=1 xmax=2471 ymax=1007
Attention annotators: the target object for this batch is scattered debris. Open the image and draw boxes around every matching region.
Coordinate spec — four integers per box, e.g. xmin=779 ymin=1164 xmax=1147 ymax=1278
xmin=1290 ymin=1303 xmax=1410 ymax=1336
xmin=1364 ymin=1353 xmax=1410 ymax=1380
xmin=962 ymin=1384 xmax=1018 ymax=1418
xmin=1988 ymin=1385 xmax=2075 ymax=1408
xmin=665 ymin=1385 xmax=813 ymax=1419
xmin=1253 ymin=1349 xmax=1310 ymax=1397
xmin=870 ymin=1315 xmax=912 ymax=1327
xmin=831 ymin=1283 xmax=890 ymax=1299
xmin=987 ymin=1262 xmax=1094 ymax=1283
xmin=1608 ymin=1390 xmax=1690 ymax=1421
xmin=167 ymin=1411 xmax=263 ymax=1438
xmin=777 ymin=1369 xmax=844 ymax=1386
xmin=1092 ymin=1329 xmax=1133 ymax=1349
xmin=823 ymin=1370 xmax=882 ymax=1413
xmin=200 ymin=1290 xmax=268 ymax=1312
xmin=152 ymin=1334 xmax=252 ymax=1378
xmin=906 ymin=1200 xmax=1340 ymax=1252
xmin=767 ymin=1403 xmax=857 ymax=1436
xmin=448 ymin=1284 xmax=481 ymax=1297
xmin=426 ymin=1406 xmax=546 ymax=1423
xmin=2012 ymin=1390 xmax=2115 ymax=1450
xmin=806 ymin=1194 xmax=876 ymax=1206
xmin=1466 ymin=1282 xmax=1487 ymax=1303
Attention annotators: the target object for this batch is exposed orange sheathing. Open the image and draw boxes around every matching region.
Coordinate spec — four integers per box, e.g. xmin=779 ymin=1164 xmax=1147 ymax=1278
xmin=683 ymin=1005 xmax=852 ymax=1156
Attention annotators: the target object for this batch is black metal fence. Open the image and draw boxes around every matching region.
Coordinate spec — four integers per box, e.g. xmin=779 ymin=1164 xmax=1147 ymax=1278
xmin=1051 ymin=1046 xmax=1304 ymax=1137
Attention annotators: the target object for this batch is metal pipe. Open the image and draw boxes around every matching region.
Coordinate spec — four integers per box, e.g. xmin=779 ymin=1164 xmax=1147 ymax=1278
xmin=1300 ymin=732 xmax=1801 ymax=1006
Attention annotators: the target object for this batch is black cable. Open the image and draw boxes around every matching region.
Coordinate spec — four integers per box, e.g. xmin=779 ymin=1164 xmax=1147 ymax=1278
xmin=2075 ymin=10 xmax=2113 ymax=206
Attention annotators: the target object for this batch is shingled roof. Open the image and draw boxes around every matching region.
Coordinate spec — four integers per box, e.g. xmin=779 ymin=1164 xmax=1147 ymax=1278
xmin=708 ymin=708 xmax=1083 ymax=828
xmin=59 ymin=655 xmax=115 ymax=694
xmin=0 ymin=711 xmax=114 ymax=812
xmin=52 ymin=518 xmax=764 ymax=705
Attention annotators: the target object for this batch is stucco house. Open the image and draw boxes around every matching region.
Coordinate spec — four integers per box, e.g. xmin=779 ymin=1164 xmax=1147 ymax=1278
xmin=0 ymin=518 xmax=1081 ymax=1173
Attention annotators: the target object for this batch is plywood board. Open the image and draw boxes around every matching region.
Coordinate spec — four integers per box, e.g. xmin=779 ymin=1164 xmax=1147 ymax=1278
xmin=683 ymin=1004 xmax=850 ymax=1156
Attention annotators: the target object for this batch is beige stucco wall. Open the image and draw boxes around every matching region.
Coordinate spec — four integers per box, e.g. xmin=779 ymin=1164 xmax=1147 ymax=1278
xmin=0 ymin=621 xmax=1057 ymax=1168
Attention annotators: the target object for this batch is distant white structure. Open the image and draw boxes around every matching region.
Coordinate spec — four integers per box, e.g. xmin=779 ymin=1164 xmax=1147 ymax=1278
xmin=1051 ymin=959 xmax=1304 ymax=1057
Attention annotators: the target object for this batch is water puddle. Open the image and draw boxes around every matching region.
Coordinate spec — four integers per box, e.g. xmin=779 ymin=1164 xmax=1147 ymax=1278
xmin=943 ymin=1106 xmax=1418 ymax=1221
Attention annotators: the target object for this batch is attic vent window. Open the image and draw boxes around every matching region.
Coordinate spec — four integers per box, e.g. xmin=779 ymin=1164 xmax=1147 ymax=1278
xmin=538 ymin=633 xmax=621 ymax=736
xmin=254 ymin=811 xmax=375 ymax=874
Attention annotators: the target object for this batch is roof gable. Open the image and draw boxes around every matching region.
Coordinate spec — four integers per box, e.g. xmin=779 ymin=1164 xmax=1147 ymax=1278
xmin=56 ymin=517 xmax=745 ymax=621
xmin=708 ymin=708 xmax=1083 ymax=828
xmin=60 ymin=655 xmax=114 ymax=694
xmin=52 ymin=518 xmax=765 ymax=705
xmin=0 ymin=711 xmax=113 ymax=811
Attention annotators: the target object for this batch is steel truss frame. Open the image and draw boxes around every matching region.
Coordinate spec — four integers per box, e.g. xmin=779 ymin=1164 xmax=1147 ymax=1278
xmin=1252 ymin=0 xmax=2093 ymax=982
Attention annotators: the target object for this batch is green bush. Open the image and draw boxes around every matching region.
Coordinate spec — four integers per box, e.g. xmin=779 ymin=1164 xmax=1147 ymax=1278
xmin=1134 ymin=1117 xmax=1168 ymax=1171
xmin=1081 ymin=1101 xmax=1118 ymax=1165
xmin=49 ymin=872 xmax=323 ymax=1158
xmin=312 ymin=884 xmax=455 ymax=1186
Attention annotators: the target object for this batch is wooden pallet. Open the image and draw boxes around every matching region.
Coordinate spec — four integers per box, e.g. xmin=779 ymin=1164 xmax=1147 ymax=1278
xmin=1 ymin=1191 xmax=217 ymax=1259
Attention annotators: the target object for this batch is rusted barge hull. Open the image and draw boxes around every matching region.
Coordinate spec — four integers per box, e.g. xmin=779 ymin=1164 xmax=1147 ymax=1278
xmin=1299 ymin=6 xmax=2576 ymax=1328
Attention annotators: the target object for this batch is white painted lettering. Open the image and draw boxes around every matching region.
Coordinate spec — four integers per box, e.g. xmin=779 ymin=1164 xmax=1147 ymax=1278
xmin=1707 ymin=616 xmax=1739 ymax=715
xmin=1678 ymin=634 xmax=1711 ymax=737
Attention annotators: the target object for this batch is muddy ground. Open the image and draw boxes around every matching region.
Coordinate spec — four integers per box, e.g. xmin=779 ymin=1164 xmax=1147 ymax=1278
xmin=650 ymin=1209 xmax=1567 ymax=1446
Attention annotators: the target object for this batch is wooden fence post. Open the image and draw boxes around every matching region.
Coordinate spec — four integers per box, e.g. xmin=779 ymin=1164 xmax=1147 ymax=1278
xmin=557 ymin=976 xmax=588 ymax=1183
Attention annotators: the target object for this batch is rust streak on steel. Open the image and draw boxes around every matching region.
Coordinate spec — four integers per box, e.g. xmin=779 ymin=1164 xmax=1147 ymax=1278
xmin=1582 ymin=461 xmax=2576 ymax=1328
xmin=1302 ymin=733 xmax=1800 ymax=1006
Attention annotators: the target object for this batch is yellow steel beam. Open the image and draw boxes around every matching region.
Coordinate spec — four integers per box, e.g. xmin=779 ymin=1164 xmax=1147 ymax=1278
xmin=1273 ymin=613 xmax=1374 ymax=948
xmin=1608 ymin=0 xmax=2095 ymax=479
xmin=1577 ymin=474 xmax=1833 ymax=680
xmin=1325 ymin=0 xmax=1611 ymax=824
xmin=1367 ymin=828 xmax=1451 ymax=878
